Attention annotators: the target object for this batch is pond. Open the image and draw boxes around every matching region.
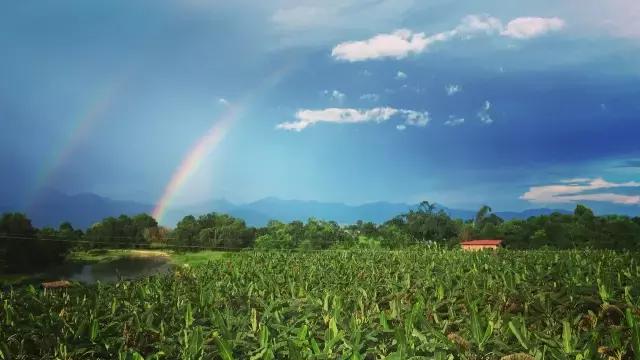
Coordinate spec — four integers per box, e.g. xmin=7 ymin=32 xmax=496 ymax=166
xmin=57 ymin=257 xmax=172 ymax=284
xmin=5 ymin=255 xmax=172 ymax=287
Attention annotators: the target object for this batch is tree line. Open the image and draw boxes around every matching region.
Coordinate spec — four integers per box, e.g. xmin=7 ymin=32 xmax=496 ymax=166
xmin=1 ymin=203 xmax=639 ymax=273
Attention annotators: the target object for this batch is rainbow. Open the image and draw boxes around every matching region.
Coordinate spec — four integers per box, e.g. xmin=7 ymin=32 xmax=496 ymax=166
xmin=27 ymin=79 xmax=124 ymax=209
xmin=151 ymin=64 xmax=296 ymax=224
xmin=151 ymin=106 xmax=240 ymax=222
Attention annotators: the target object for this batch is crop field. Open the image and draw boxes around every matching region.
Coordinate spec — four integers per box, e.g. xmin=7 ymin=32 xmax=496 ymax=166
xmin=1 ymin=249 xmax=639 ymax=359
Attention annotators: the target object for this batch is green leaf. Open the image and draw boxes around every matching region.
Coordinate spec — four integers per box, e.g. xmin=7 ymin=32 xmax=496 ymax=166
xmin=626 ymin=309 xmax=640 ymax=360
xmin=508 ymin=320 xmax=529 ymax=350
xmin=562 ymin=321 xmax=573 ymax=354
xmin=214 ymin=336 xmax=234 ymax=360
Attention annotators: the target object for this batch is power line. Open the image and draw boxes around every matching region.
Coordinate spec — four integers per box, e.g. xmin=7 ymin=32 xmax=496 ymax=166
xmin=0 ymin=234 xmax=368 ymax=252
xmin=0 ymin=234 xmax=250 ymax=251
xmin=0 ymin=232 xmax=184 ymax=240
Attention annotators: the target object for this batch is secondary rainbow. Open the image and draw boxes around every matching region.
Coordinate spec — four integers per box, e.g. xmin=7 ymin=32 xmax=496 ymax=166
xmin=27 ymin=80 xmax=123 ymax=209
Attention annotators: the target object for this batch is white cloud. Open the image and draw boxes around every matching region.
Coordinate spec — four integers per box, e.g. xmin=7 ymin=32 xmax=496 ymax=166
xmin=501 ymin=17 xmax=566 ymax=39
xmin=401 ymin=110 xmax=429 ymax=127
xmin=359 ymin=93 xmax=380 ymax=102
xmin=277 ymin=107 xmax=397 ymax=131
xmin=395 ymin=71 xmax=408 ymax=80
xmin=445 ymin=84 xmax=462 ymax=96
xmin=477 ymin=100 xmax=493 ymax=124
xmin=331 ymin=15 xmax=502 ymax=61
xmin=455 ymin=14 xmax=503 ymax=37
xmin=560 ymin=178 xmax=592 ymax=184
xmin=521 ymin=178 xmax=640 ymax=205
xmin=218 ymin=97 xmax=229 ymax=106
xmin=396 ymin=124 xmax=407 ymax=131
xmin=323 ymin=89 xmax=346 ymax=102
xmin=444 ymin=116 xmax=465 ymax=126
xmin=276 ymin=107 xmax=429 ymax=131
xmin=331 ymin=29 xmax=430 ymax=62
xmin=331 ymin=15 xmax=565 ymax=61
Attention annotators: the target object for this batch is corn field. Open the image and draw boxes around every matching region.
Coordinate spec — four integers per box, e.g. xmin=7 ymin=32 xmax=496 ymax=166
xmin=1 ymin=249 xmax=639 ymax=359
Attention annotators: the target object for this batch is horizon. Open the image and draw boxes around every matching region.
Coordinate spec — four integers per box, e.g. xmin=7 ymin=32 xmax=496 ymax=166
xmin=19 ymin=186 xmax=585 ymax=212
xmin=1 ymin=1 xmax=639 ymax=224
xmin=5 ymin=186 xmax=625 ymax=230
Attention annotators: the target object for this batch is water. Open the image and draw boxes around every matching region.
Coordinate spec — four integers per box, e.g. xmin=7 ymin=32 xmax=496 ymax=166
xmin=29 ymin=257 xmax=172 ymax=285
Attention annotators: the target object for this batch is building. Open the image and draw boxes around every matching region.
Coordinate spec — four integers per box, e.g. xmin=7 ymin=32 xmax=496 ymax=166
xmin=460 ymin=239 xmax=503 ymax=251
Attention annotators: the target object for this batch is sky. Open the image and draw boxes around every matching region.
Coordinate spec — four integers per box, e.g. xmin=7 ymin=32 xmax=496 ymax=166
xmin=1 ymin=0 xmax=639 ymax=215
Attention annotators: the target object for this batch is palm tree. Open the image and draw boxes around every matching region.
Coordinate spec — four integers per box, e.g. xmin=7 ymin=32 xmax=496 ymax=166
xmin=418 ymin=201 xmax=436 ymax=214
xmin=474 ymin=205 xmax=492 ymax=228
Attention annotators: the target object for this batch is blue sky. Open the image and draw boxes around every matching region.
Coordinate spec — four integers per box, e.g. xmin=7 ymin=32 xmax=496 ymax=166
xmin=1 ymin=0 xmax=639 ymax=214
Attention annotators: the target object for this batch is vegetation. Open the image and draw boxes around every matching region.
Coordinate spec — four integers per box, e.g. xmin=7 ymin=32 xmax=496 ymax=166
xmin=68 ymin=249 xmax=171 ymax=263
xmin=85 ymin=214 xmax=160 ymax=249
xmin=0 ymin=214 xmax=74 ymax=273
xmin=1 ymin=249 xmax=639 ymax=359
xmin=173 ymin=213 xmax=254 ymax=249
xmin=68 ymin=248 xmax=228 ymax=268
xmin=0 ymin=213 xmax=163 ymax=274
xmin=168 ymin=250 xmax=230 ymax=267
xmin=1 ymin=202 xmax=639 ymax=273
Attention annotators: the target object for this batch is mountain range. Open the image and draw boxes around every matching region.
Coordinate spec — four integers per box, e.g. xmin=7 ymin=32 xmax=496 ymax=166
xmin=0 ymin=189 xmax=584 ymax=229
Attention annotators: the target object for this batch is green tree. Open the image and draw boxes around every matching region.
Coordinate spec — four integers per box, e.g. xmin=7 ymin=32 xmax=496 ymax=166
xmin=254 ymin=221 xmax=295 ymax=250
xmin=0 ymin=213 xmax=70 ymax=273
xmin=85 ymin=214 xmax=159 ymax=248
xmin=173 ymin=213 xmax=254 ymax=249
xmin=392 ymin=201 xmax=459 ymax=244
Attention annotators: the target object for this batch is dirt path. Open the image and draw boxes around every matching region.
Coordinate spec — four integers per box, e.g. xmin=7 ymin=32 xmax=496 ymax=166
xmin=126 ymin=250 xmax=171 ymax=258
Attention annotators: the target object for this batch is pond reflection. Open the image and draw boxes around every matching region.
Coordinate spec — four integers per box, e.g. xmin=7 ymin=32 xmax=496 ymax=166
xmin=19 ymin=256 xmax=173 ymax=286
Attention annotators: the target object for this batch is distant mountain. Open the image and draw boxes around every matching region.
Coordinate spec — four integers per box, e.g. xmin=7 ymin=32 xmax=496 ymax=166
xmin=0 ymin=190 xmax=618 ymax=229
xmin=244 ymin=197 xmax=413 ymax=224
xmin=161 ymin=199 xmax=271 ymax=228
xmin=22 ymin=189 xmax=153 ymax=229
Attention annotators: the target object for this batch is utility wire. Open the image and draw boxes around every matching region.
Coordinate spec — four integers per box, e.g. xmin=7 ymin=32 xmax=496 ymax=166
xmin=0 ymin=234 xmax=367 ymax=252
xmin=0 ymin=234 xmax=250 ymax=251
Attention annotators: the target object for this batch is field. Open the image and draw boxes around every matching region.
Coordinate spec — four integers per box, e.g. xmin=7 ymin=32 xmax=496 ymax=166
xmin=1 ymin=249 xmax=639 ymax=359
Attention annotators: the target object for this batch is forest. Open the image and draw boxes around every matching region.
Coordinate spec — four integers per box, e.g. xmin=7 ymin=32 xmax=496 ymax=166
xmin=1 ymin=202 xmax=639 ymax=273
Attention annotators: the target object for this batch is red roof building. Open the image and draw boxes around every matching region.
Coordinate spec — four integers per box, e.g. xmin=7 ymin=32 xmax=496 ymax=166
xmin=460 ymin=239 xmax=503 ymax=251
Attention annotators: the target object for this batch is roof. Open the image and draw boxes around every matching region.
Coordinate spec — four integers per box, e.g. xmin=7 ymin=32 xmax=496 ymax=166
xmin=42 ymin=280 xmax=71 ymax=289
xmin=460 ymin=239 xmax=503 ymax=246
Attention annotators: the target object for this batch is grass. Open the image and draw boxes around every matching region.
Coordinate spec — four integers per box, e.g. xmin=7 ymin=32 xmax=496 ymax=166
xmin=69 ymin=248 xmax=229 ymax=266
